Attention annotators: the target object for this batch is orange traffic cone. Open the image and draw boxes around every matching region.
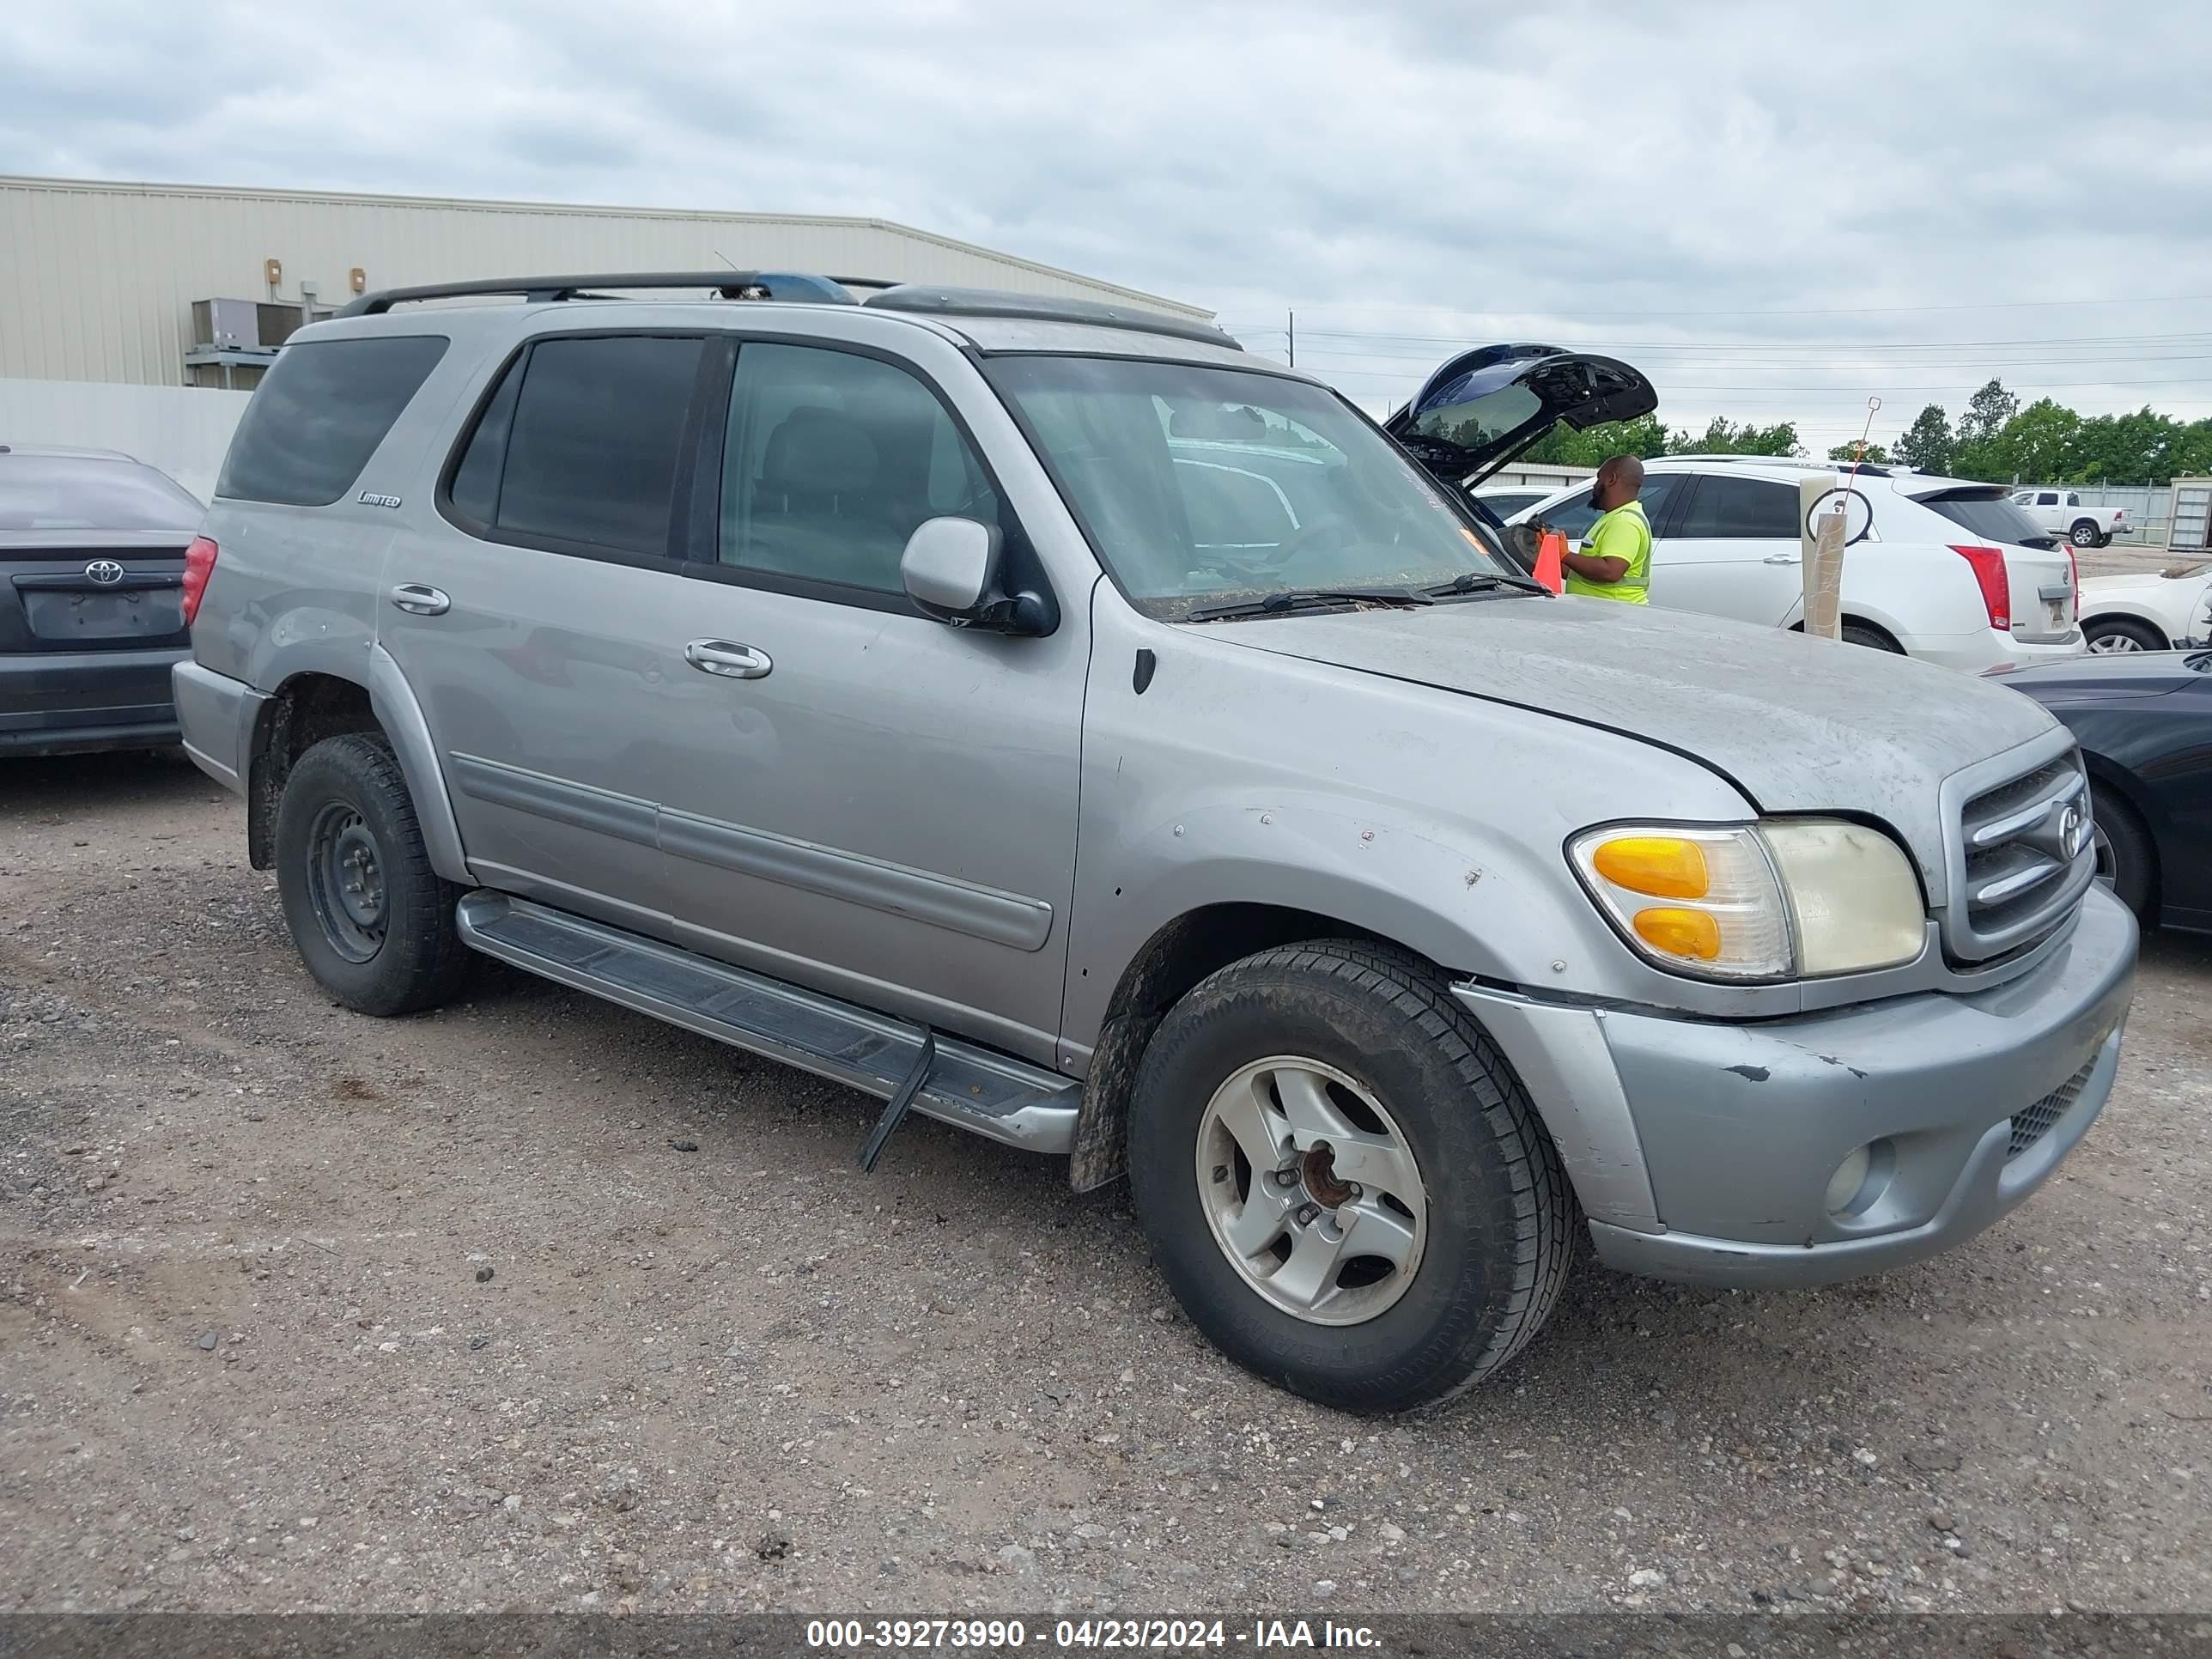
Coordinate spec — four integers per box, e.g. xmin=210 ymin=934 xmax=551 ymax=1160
xmin=1532 ymin=529 xmax=1567 ymax=594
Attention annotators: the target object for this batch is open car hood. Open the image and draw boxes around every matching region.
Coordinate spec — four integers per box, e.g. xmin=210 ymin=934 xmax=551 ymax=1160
xmin=1383 ymin=344 xmax=1657 ymax=487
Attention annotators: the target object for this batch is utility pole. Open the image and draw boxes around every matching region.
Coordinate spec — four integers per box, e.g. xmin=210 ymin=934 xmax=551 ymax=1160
xmin=1287 ymin=309 xmax=1296 ymax=368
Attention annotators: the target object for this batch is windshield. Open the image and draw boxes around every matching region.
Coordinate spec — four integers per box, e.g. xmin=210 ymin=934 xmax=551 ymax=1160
xmin=1917 ymin=489 xmax=2050 ymax=547
xmin=0 ymin=456 xmax=204 ymax=532
xmin=987 ymin=356 xmax=1510 ymax=618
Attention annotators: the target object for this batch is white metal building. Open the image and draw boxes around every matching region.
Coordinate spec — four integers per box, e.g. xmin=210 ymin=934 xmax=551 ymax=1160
xmin=0 ymin=174 xmax=1212 ymax=390
xmin=0 ymin=174 xmax=1211 ymax=496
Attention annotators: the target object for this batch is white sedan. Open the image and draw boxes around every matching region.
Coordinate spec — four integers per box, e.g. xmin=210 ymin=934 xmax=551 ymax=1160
xmin=2078 ymin=561 xmax=2212 ymax=653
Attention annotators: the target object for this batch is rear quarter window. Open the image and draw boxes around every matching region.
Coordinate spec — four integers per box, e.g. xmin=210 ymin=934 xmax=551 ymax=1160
xmin=216 ymin=335 xmax=449 ymax=506
xmin=1916 ymin=489 xmax=2050 ymax=547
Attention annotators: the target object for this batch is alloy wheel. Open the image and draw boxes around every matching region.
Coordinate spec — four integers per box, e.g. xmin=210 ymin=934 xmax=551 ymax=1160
xmin=1194 ymin=1056 xmax=1428 ymax=1326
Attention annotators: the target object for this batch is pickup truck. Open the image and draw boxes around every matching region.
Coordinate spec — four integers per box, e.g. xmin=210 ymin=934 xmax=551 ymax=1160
xmin=2010 ymin=488 xmax=2129 ymax=548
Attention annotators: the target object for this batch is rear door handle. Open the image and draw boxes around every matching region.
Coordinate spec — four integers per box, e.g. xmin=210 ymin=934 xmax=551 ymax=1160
xmin=1762 ymin=553 xmax=1802 ymax=565
xmin=389 ymin=583 xmax=451 ymax=616
xmin=685 ymin=639 xmax=774 ymax=679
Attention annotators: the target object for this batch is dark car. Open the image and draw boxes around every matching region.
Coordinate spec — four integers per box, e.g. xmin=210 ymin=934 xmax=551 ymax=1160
xmin=1 ymin=443 xmax=205 ymax=757
xmin=1996 ymin=649 xmax=2212 ymax=933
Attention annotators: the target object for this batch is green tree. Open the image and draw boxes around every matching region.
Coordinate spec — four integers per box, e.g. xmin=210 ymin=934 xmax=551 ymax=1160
xmin=1670 ymin=416 xmax=1802 ymax=457
xmin=1827 ymin=441 xmax=1892 ymax=464
xmin=1893 ymin=404 xmax=1953 ymax=473
xmin=1984 ymin=398 xmax=2083 ymax=484
xmin=1957 ymin=379 xmax=2020 ymax=446
xmin=1516 ymin=412 xmax=1668 ymax=467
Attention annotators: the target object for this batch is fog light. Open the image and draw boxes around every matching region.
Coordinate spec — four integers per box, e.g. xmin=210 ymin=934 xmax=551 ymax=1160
xmin=1826 ymin=1144 xmax=1876 ymax=1217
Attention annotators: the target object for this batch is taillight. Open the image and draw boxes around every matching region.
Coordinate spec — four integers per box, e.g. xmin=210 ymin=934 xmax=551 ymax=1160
xmin=2066 ymin=546 xmax=2080 ymax=619
xmin=1948 ymin=544 xmax=2011 ymax=631
xmin=181 ymin=535 xmax=217 ymax=626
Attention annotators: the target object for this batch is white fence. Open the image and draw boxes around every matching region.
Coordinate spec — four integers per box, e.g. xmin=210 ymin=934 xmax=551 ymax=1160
xmin=0 ymin=377 xmax=249 ymax=501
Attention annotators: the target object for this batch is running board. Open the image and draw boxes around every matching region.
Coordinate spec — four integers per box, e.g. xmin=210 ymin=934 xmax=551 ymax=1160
xmin=454 ymin=890 xmax=1079 ymax=1156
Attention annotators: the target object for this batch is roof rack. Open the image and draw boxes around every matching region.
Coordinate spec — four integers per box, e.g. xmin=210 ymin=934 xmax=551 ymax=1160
xmin=340 ymin=270 xmax=889 ymax=317
xmin=1663 ymin=453 xmax=1891 ymax=477
xmin=337 ymin=270 xmax=1238 ymax=350
xmin=860 ymin=285 xmax=1240 ymax=350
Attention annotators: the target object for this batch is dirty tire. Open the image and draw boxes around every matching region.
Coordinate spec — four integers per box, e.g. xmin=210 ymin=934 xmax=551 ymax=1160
xmin=1840 ymin=622 xmax=1904 ymax=653
xmin=1127 ymin=939 xmax=1574 ymax=1414
xmin=2091 ymin=781 xmax=2154 ymax=921
xmin=274 ymin=732 xmax=470 ymax=1017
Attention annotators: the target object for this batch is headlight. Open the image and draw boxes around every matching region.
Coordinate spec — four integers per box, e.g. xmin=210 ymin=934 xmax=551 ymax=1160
xmin=1570 ymin=820 xmax=1925 ymax=981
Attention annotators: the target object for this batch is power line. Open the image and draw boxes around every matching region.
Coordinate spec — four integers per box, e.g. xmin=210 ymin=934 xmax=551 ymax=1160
xmin=1215 ymin=293 xmax=2212 ymax=324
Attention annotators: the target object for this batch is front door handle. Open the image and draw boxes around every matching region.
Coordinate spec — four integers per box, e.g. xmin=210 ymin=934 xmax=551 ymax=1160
xmin=685 ymin=639 xmax=774 ymax=679
xmin=389 ymin=583 xmax=451 ymax=616
xmin=1761 ymin=553 xmax=1802 ymax=565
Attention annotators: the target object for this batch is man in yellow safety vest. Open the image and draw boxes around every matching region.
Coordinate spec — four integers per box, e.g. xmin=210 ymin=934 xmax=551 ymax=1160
xmin=1559 ymin=453 xmax=1652 ymax=604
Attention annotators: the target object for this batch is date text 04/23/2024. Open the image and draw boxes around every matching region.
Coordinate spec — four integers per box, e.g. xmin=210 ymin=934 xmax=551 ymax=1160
xmin=804 ymin=1619 xmax=1381 ymax=1650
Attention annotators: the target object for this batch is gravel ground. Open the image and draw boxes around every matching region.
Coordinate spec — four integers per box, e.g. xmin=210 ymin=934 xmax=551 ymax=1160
xmin=3 ymin=750 xmax=2208 ymax=1617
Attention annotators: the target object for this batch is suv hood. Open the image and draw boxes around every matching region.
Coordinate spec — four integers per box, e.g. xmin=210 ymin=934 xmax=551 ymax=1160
xmin=1384 ymin=345 xmax=1657 ymax=487
xmin=1216 ymin=599 xmax=2056 ymax=905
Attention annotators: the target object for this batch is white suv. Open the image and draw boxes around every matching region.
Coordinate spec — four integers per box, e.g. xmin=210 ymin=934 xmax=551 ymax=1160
xmin=1511 ymin=458 xmax=2087 ymax=674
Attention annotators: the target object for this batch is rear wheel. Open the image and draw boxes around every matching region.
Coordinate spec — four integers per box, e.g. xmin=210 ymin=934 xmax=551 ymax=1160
xmin=1841 ymin=622 xmax=1904 ymax=653
xmin=275 ymin=732 xmax=470 ymax=1015
xmin=2090 ymin=782 xmax=2154 ymax=921
xmin=1127 ymin=939 xmax=1573 ymax=1414
xmin=2070 ymin=520 xmax=2100 ymax=547
xmin=2085 ymin=617 xmax=2166 ymax=654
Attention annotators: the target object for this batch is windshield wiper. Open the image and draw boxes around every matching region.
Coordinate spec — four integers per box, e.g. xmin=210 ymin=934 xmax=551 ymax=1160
xmin=1421 ymin=571 xmax=1550 ymax=599
xmin=1184 ymin=587 xmax=1433 ymax=623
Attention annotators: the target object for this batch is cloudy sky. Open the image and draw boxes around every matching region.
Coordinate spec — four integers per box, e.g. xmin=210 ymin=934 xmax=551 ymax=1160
xmin=6 ymin=0 xmax=2209 ymax=448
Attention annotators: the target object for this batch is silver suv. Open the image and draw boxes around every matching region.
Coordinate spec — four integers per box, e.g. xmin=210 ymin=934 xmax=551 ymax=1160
xmin=173 ymin=273 xmax=2136 ymax=1413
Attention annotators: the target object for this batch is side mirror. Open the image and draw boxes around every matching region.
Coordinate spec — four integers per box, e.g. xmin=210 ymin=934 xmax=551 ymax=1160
xmin=900 ymin=517 xmax=1055 ymax=635
xmin=902 ymin=517 xmax=1000 ymax=620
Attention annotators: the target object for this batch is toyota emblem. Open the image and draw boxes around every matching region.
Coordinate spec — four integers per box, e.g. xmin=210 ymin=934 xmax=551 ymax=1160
xmin=2056 ymin=804 xmax=2086 ymax=861
xmin=84 ymin=559 xmax=125 ymax=586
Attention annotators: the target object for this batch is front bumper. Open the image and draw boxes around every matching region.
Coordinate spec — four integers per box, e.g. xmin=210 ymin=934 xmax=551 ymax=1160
xmin=1455 ymin=883 xmax=2136 ymax=1289
xmin=0 ymin=645 xmax=185 ymax=756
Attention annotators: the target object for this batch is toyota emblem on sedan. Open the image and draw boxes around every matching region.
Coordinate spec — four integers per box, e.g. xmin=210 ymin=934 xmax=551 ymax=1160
xmin=84 ymin=559 xmax=125 ymax=586
xmin=2056 ymin=804 xmax=2087 ymax=860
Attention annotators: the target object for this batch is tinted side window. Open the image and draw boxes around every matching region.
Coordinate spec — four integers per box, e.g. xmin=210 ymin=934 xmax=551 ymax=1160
xmin=217 ymin=336 xmax=447 ymax=505
xmin=1676 ymin=476 xmax=1800 ymax=539
xmin=486 ymin=336 xmax=707 ymax=557
xmin=1531 ymin=471 xmax=1686 ymax=539
xmin=447 ymin=356 xmax=524 ymax=526
xmin=1534 ymin=487 xmax=1599 ymax=538
xmin=719 ymin=343 xmax=1003 ymax=594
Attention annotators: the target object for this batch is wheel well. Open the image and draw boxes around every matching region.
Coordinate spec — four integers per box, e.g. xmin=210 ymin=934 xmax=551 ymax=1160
xmin=246 ymin=674 xmax=383 ymax=869
xmin=1787 ymin=615 xmax=1902 ymax=648
xmin=1066 ymin=903 xmax=1395 ymax=1192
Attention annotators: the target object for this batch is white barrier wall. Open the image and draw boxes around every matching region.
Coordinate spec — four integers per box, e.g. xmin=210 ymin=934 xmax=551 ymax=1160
xmin=0 ymin=378 xmax=250 ymax=502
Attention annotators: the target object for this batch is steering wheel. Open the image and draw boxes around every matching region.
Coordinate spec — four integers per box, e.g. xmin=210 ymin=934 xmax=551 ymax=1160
xmin=1260 ymin=513 xmax=1363 ymax=565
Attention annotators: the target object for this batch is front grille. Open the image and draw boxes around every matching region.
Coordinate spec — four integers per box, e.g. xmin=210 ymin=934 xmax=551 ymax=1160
xmin=1950 ymin=749 xmax=2095 ymax=961
xmin=2007 ymin=1055 xmax=2098 ymax=1160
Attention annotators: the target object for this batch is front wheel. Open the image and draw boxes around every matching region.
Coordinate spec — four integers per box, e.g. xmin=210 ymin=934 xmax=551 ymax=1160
xmin=274 ymin=732 xmax=471 ymax=1016
xmin=2091 ymin=781 xmax=2155 ymax=921
xmin=1127 ymin=940 xmax=1573 ymax=1414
